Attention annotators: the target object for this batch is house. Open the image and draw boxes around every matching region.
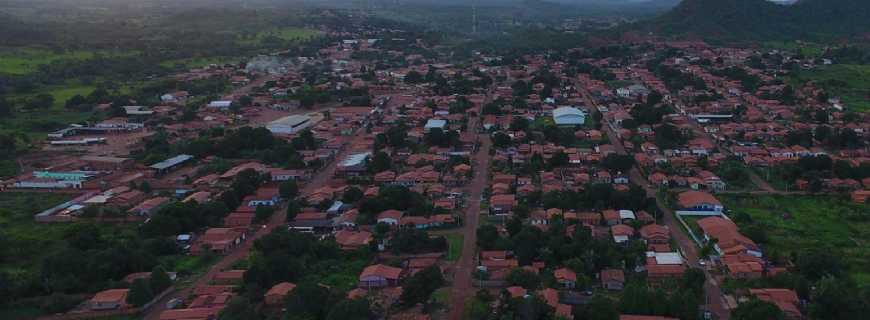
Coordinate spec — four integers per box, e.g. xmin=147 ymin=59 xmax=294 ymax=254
xmin=377 ymin=209 xmax=403 ymax=225
xmin=697 ymin=217 xmax=761 ymax=257
xmin=646 ymin=252 xmax=686 ymax=284
xmin=489 ymin=194 xmax=516 ymax=215
xmin=191 ymin=228 xmax=244 ymax=255
xmin=552 ymin=106 xmax=586 ymax=126
xmin=749 ymin=288 xmax=802 ymax=319
xmin=359 ymin=264 xmax=404 ymax=288
xmin=89 ymin=289 xmax=130 ymax=310
xmin=336 ymin=152 xmax=371 ymax=177
xmin=851 ymin=190 xmax=870 ymax=204
xmin=553 ymin=268 xmax=577 ymax=289
xmin=639 ymin=224 xmax=670 ymax=244
xmin=150 ymin=154 xmax=194 ymax=175
xmin=676 ymin=191 xmax=723 ymax=214
xmin=611 ymin=224 xmax=635 ymax=244
xmin=600 ymin=269 xmax=625 ymax=290
xmin=129 ymin=197 xmax=171 ymax=216
xmin=506 ymin=286 xmax=527 ymax=299
xmin=244 ymin=188 xmax=280 ymax=207
xmin=602 ymin=210 xmax=620 ymax=225
xmin=334 ymin=230 xmax=372 ymax=250
xmin=264 ymin=282 xmax=296 ymax=306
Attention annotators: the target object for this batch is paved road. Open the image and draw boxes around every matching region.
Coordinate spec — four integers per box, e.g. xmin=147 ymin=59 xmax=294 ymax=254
xmin=144 ymin=130 xmax=366 ymax=320
xmin=447 ymin=128 xmax=491 ymax=320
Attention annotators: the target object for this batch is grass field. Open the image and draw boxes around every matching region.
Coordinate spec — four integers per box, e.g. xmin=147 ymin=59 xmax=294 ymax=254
xmin=791 ymin=64 xmax=870 ymax=112
xmin=720 ymin=194 xmax=870 ymax=286
xmin=159 ymin=56 xmax=242 ymax=69
xmin=0 ymin=48 xmax=135 ymax=75
xmin=446 ymin=233 xmax=464 ymax=261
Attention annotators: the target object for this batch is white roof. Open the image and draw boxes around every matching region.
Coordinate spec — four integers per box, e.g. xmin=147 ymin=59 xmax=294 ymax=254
xmin=646 ymin=252 xmax=683 ymax=265
xmin=425 ymin=119 xmax=447 ymax=129
xmin=613 ymin=235 xmax=629 ymax=243
xmin=619 ymin=210 xmax=636 ymax=220
xmin=340 ymin=152 xmax=371 ymax=167
xmin=553 ymin=106 xmax=584 ymax=118
xmin=208 ymin=100 xmax=232 ymax=108
xmin=269 ymin=115 xmax=311 ymax=127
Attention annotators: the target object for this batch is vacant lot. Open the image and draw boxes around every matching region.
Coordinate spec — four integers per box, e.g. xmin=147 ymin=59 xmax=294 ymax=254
xmin=720 ymin=194 xmax=870 ymax=285
xmin=791 ymin=64 xmax=870 ymax=112
xmin=446 ymin=233 xmax=464 ymax=261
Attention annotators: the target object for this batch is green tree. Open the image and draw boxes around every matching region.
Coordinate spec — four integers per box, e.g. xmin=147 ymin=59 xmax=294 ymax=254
xmin=368 ymin=151 xmax=392 ymax=173
xmin=127 ymin=278 xmax=154 ymax=307
xmin=326 ymin=298 xmax=372 ymax=320
xmin=149 ymin=266 xmax=173 ymax=293
xmin=279 ymin=180 xmax=299 ymax=199
xmin=400 ymin=266 xmax=445 ymax=306
xmin=506 ymin=268 xmax=540 ymax=290
xmin=218 ymin=297 xmax=257 ymax=320
xmin=476 ymin=225 xmax=499 ymax=250
xmin=733 ymin=298 xmax=784 ymax=320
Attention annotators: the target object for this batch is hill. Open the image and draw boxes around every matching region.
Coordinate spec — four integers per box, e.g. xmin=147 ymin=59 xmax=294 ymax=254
xmin=641 ymin=0 xmax=870 ymax=42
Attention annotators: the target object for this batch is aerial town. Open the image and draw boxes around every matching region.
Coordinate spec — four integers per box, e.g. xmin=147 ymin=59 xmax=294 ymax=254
xmin=1 ymin=1 xmax=869 ymax=320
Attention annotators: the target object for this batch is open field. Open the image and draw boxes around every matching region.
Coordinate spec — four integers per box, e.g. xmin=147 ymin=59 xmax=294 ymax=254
xmin=720 ymin=194 xmax=870 ymax=286
xmin=0 ymin=48 xmax=136 ymax=75
xmin=790 ymin=64 xmax=870 ymax=112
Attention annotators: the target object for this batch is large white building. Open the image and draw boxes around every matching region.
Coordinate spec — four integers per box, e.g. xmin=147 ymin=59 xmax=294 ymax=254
xmin=266 ymin=115 xmax=312 ymax=134
xmin=552 ymin=106 xmax=586 ymax=126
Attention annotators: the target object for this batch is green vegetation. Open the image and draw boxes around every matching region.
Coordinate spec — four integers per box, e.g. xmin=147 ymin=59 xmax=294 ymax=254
xmin=446 ymin=233 xmax=464 ymax=261
xmin=721 ymin=194 xmax=870 ymax=285
xmin=790 ymin=64 xmax=870 ymax=112
xmin=242 ymin=27 xmax=322 ymax=45
xmin=762 ymin=41 xmax=825 ymax=58
xmin=0 ymin=48 xmax=135 ymax=75
xmin=0 ymin=192 xmax=76 ymax=272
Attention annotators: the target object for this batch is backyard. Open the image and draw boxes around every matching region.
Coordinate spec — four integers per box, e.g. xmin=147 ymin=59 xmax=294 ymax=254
xmin=720 ymin=194 xmax=870 ymax=286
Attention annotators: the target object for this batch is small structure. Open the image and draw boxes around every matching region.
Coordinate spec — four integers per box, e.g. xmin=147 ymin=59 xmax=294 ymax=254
xmin=265 ymin=282 xmax=297 ymax=306
xmin=359 ymin=264 xmax=404 ymax=288
xmin=89 ymin=289 xmax=129 ymax=310
xmin=600 ymin=269 xmax=625 ymax=290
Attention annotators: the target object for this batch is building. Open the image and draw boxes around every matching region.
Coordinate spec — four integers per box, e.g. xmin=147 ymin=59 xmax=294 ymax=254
xmin=191 ymin=228 xmax=245 ymax=255
xmin=129 ymin=197 xmax=171 ymax=216
xmin=646 ymin=252 xmax=686 ymax=284
xmin=265 ymin=282 xmax=297 ymax=306
xmin=334 ymin=230 xmax=372 ymax=250
xmin=424 ymin=119 xmax=448 ymax=132
xmin=89 ymin=289 xmax=130 ymax=310
xmin=749 ymin=288 xmax=802 ymax=319
xmin=336 ymin=152 xmax=371 ymax=177
xmin=207 ymin=100 xmax=233 ymax=109
xmin=266 ymin=115 xmax=312 ymax=135
xmin=489 ymin=194 xmax=516 ymax=215
xmin=697 ymin=217 xmax=761 ymax=257
xmin=552 ymin=106 xmax=586 ymax=126
xmin=601 ymin=269 xmax=625 ymax=290
xmin=358 ymin=264 xmax=404 ymax=288
xmin=676 ymin=191 xmax=723 ymax=214
xmin=377 ymin=209 xmax=403 ymax=225
xmin=553 ymin=268 xmax=577 ymax=289
xmin=150 ymin=154 xmax=194 ymax=175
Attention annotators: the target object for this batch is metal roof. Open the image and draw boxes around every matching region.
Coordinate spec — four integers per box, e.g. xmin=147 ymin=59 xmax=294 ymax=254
xmin=150 ymin=154 xmax=194 ymax=170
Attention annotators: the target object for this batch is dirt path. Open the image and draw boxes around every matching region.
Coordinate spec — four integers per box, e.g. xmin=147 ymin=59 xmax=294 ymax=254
xmin=143 ymin=130 xmax=366 ymax=320
xmin=447 ymin=129 xmax=491 ymax=320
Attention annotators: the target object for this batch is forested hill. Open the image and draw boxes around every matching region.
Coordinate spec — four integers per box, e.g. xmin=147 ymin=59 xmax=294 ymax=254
xmin=639 ymin=0 xmax=870 ymax=42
